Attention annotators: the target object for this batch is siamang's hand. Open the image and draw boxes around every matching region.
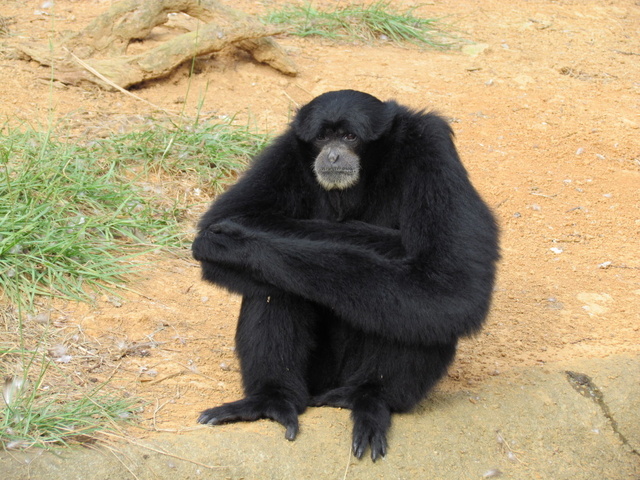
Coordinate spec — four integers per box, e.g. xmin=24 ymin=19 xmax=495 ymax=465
xmin=209 ymin=220 xmax=251 ymax=240
xmin=192 ymin=221 xmax=255 ymax=263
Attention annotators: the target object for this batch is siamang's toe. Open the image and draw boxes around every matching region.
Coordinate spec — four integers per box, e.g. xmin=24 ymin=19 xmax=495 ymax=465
xmin=284 ymin=421 xmax=299 ymax=441
xmin=352 ymin=425 xmax=388 ymax=461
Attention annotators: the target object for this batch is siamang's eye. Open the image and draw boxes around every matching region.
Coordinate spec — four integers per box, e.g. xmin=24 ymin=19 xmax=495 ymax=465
xmin=343 ymin=133 xmax=357 ymax=141
xmin=316 ymin=133 xmax=327 ymax=141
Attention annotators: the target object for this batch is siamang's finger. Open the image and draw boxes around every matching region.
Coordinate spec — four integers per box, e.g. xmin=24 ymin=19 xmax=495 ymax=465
xmin=209 ymin=220 xmax=248 ymax=237
xmin=191 ymin=233 xmax=229 ymax=263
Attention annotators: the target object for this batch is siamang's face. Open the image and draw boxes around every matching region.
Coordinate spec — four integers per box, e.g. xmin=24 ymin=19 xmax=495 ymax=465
xmin=312 ymin=127 xmax=361 ymax=190
xmin=293 ymin=90 xmax=394 ymax=191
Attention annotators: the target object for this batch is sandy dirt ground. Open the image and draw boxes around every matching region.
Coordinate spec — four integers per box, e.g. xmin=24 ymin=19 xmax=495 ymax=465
xmin=0 ymin=0 xmax=639 ymax=477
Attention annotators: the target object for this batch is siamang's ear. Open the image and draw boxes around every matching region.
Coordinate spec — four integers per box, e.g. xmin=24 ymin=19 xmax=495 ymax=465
xmin=292 ymin=102 xmax=321 ymax=143
xmin=367 ymin=101 xmax=398 ymax=141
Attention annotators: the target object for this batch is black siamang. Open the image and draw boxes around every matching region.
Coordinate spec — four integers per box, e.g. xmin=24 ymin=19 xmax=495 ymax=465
xmin=192 ymin=90 xmax=499 ymax=461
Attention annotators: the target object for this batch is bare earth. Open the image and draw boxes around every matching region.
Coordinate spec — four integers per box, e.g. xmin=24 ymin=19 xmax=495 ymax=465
xmin=0 ymin=0 xmax=639 ymax=478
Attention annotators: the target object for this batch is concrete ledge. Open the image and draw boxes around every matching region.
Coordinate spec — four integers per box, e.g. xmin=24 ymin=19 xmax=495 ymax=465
xmin=2 ymin=355 xmax=639 ymax=479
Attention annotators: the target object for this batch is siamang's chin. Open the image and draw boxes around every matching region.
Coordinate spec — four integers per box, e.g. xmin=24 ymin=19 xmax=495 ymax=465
xmin=316 ymin=170 xmax=359 ymax=190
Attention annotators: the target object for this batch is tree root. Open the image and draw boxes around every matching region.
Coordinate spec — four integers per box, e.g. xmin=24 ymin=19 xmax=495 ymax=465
xmin=11 ymin=0 xmax=297 ymax=90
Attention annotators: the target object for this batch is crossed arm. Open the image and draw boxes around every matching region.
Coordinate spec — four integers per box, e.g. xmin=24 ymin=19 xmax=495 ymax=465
xmin=192 ymin=217 xmax=483 ymax=345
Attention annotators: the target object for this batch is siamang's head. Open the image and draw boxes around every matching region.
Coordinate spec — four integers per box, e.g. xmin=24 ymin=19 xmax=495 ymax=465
xmin=293 ymin=90 xmax=395 ymax=191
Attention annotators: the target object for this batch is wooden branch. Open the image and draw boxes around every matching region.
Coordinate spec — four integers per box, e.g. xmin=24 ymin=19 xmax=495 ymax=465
xmin=84 ymin=24 xmax=287 ymax=89
xmin=65 ymin=0 xmax=230 ymax=57
xmin=65 ymin=0 xmax=298 ymax=75
xmin=11 ymin=0 xmax=298 ymax=90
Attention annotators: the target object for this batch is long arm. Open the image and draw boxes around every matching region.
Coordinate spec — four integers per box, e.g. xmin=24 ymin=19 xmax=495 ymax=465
xmin=193 ymin=216 xmax=491 ymax=346
xmin=194 ymin=218 xmax=406 ymax=298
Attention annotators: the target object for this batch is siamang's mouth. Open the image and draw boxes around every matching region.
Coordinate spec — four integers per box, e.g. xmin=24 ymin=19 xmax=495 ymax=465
xmin=315 ymin=168 xmax=360 ymax=190
xmin=317 ymin=168 xmax=357 ymax=174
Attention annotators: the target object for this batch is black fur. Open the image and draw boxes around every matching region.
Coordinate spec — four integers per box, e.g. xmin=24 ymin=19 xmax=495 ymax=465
xmin=192 ymin=90 xmax=499 ymax=461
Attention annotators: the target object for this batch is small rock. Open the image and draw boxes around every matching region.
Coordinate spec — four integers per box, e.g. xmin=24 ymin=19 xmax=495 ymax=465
xmin=514 ymin=75 xmax=535 ymax=86
xmin=461 ymin=43 xmax=490 ymax=57
xmin=483 ymin=469 xmax=503 ymax=478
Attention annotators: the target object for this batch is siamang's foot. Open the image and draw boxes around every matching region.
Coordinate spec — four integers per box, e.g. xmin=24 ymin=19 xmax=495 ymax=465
xmin=350 ymin=394 xmax=391 ymax=461
xmin=352 ymin=413 xmax=389 ymax=461
xmin=198 ymin=395 xmax=300 ymax=440
xmin=313 ymin=386 xmax=391 ymax=461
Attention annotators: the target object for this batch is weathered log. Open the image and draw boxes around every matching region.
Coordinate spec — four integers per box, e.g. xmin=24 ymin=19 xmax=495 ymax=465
xmin=12 ymin=0 xmax=297 ymax=90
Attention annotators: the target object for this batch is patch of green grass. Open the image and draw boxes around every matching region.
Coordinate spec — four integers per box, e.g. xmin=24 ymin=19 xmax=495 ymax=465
xmin=100 ymin=119 xmax=270 ymax=192
xmin=0 ymin=120 xmax=267 ymax=307
xmin=0 ymin=118 xmax=267 ymax=450
xmin=0 ymin=128 xmax=177 ymax=305
xmin=1 ymin=349 xmax=139 ymax=449
xmin=262 ymin=1 xmax=452 ymax=48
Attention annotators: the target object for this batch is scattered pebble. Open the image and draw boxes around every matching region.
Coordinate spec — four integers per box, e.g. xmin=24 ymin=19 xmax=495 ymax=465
xmin=3 ymin=377 xmax=26 ymax=407
xmin=462 ymin=43 xmax=490 ymax=56
xmin=6 ymin=440 xmax=30 ymax=450
xmin=107 ymin=296 xmax=123 ymax=308
xmin=483 ymin=469 xmax=503 ymax=478
xmin=29 ymin=312 xmax=50 ymax=324
xmin=48 ymin=344 xmax=67 ymax=358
